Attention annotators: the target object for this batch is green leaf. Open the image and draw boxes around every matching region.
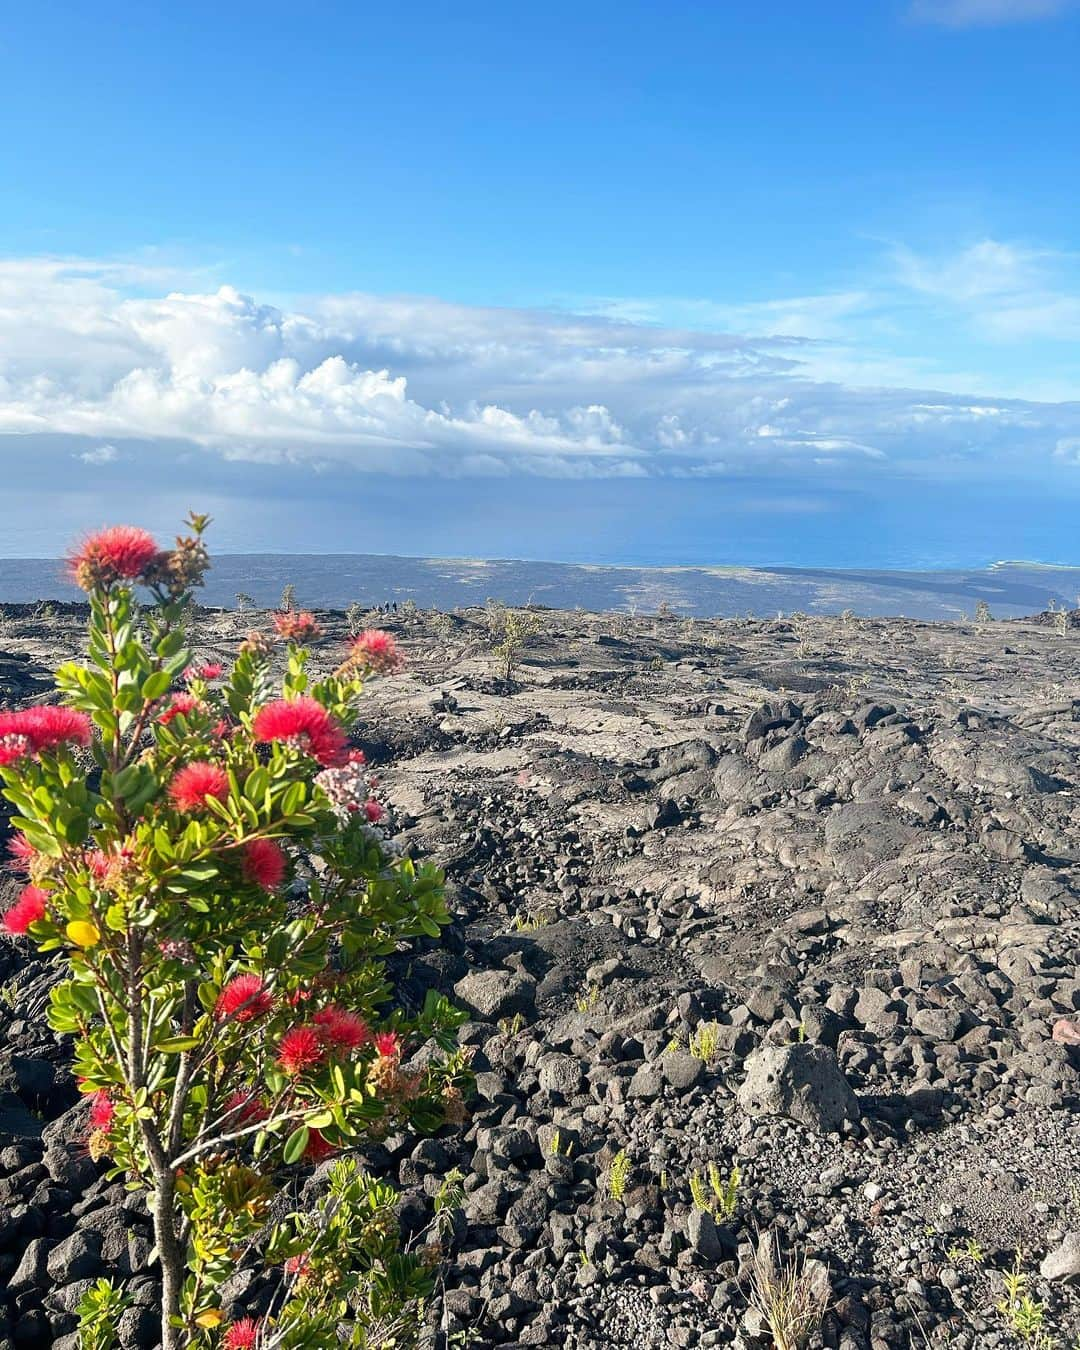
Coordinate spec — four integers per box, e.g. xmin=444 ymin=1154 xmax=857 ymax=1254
xmin=153 ymin=1035 xmax=201 ymax=1053
xmin=196 ymin=983 xmax=219 ymax=1013
xmin=141 ymin=670 xmax=172 ymax=701
xmin=282 ymin=1126 xmax=309 ymax=1164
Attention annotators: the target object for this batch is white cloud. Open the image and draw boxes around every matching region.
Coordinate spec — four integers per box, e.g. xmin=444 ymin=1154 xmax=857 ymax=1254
xmin=910 ymin=0 xmax=1074 ymax=25
xmin=78 ymin=443 xmax=118 ymax=465
xmin=0 ymin=254 xmax=1079 ymax=483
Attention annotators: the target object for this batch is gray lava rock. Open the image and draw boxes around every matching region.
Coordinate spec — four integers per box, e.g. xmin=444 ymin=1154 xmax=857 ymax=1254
xmin=453 ymin=969 xmax=535 ymax=1020
xmin=1041 ymin=1232 xmax=1080 ymax=1282
xmin=737 ymin=1042 xmax=861 ymax=1133
xmin=536 ymin=1053 xmax=583 ymax=1096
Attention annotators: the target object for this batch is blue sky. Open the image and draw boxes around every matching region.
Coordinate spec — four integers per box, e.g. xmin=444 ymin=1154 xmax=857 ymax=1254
xmin=1 ymin=0 xmax=1079 ymax=566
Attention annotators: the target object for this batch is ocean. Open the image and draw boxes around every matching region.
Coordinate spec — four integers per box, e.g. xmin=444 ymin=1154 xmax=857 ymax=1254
xmin=0 ymin=555 xmax=1076 ymax=621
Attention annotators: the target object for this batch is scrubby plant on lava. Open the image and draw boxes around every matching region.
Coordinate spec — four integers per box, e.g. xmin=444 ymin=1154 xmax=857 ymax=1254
xmin=0 ymin=515 xmax=469 ymax=1349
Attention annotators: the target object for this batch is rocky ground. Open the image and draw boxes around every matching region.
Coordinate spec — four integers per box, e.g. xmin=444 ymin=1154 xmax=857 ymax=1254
xmin=1 ymin=601 xmax=1079 ymax=1349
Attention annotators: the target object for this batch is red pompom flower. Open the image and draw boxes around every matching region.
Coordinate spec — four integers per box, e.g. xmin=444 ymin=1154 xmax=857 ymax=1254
xmin=0 ymin=706 xmax=92 ymax=760
xmin=251 ymin=697 xmax=348 ymax=768
xmin=88 ymin=1091 xmax=115 ymax=1131
xmin=222 ymin=1319 xmax=261 ymax=1350
xmin=216 ymin=974 xmax=273 ymax=1022
xmin=67 ymin=525 xmax=161 ymax=589
xmin=348 ymin=629 xmax=404 ymax=675
xmin=168 ymin=761 xmax=229 ymax=813
xmin=2 ymin=885 xmax=48 ymax=935
xmin=304 ymin=1128 xmax=337 ymax=1162
xmin=184 ymin=662 xmax=223 ymax=682
xmin=276 ymin=1026 xmax=325 ymax=1076
xmin=158 ymin=693 xmax=201 ymax=726
xmin=222 ymin=1091 xmax=270 ymax=1127
xmin=6 ymin=835 xmax=36 ymax=874
xmin=314 ymin=1006 xmax=370 ymax=1052
xmin=373 ymin=1030 xmax=402 ymax=1060
xmin=0 ymin=734 xmax=32 ymax=767
xmin=273 ymin=611 xmax=322 ymax=642
xmin=242 ymin=838 xmax=287 ymax=890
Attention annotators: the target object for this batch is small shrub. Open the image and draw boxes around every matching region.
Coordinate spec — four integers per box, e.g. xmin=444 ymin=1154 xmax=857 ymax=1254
xmin=492 ymin=609 xmax=542 ymax=683
xmin=1 ymin=516 xmax=469 ymax=1349
xmin=77 ymin=1278 xmax=132 ymax=1350
xmin=511 ymin=908 xmax=552 ymax=932
xmin=608 ymin=1149 xmax=632 ymax=1201
xmin=998 ymin=1249 xmax=1052 ymax=1346
xmin=690 ymin=1161 xmax=740 ymax=1218
xmin=689 ymin=1022 xmax=721 ymax=1062
xmin=574 ymin=985 xmax=600 ymax=1014
xmin=748 ymin=1234 xmax=829 ymax=1350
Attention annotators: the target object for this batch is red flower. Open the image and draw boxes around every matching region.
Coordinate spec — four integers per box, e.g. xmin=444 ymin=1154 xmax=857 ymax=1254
xmin=67 ymin=525 xmax=161 ymax=589
xmin=0 ymin=734 xmax=31 ymax=767
xmin=6 ymin=835 xmax=36 ymax=874
xmin=168 ymin=762 xmax=229 ymax=813
xmin=185 ymin=662 xmax=223 ymax=682
xmin=88 ymin=1091 xmax=114 ymax=1130
xmin=273 ymin=611 xmax=322 ymax=642
xmin=216 ymin=974 xmax=273 ymax=1022
xmin=242 ymin=839 xmax=287 ymax=890
xmin=223 ymin=1320 xmax=260 ymax=1350
xmin=363 ymin=798 xmax=384 ymax=824
xmin=373 ymin=1030 xmax=401 ymax=1059
xmin=222 ymin=1091 xmax=269 ymax=1127
xmin=304 ymin=1128 xmax=337 ymax=1163
xmin=276 ymin=1026 xmax=325 ymax=1076
xmin=158 ymin=693 xmax=201 ymax=726
xmin=348 ymin=629 xmax=404 ymax=674
xmin=314 ymin=1006 xmax=370 ymax=1052
xmin=2 ymin=885 xmax=48 ymax=935
xmin=284 ymin=1251 xmax=311 ymax=1277
xmin=0 ymin=706 xmax=92 ymax=757
xmin=252 ymin=697 xmax=348 ymax=768
xmin=84 ymin=849 xmax=112 ymax=881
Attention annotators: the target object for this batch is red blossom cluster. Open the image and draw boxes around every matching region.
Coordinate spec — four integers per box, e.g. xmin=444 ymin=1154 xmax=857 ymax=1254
xmin=184 ymin=662 xmax=224 ymax=682
xmin=251 ymin=697 xmax=348 ymax=768
xmin=313 ymin=1005 xmax=370 ymax=1051
xmin=168 ymin=761 xmax=230 ymax=813
xmin=2 ymin=885 xmax=48 ymax=935
xmin=215 ymin=974 xmax=273 ymax=1022
xmin=222 ymin=1319 xmax=261 ymax=1350
xmin=222 ymin=1091 xmax=270 ymax=1127
xmin=89 ymin=1091 xmax=115 ymax=1130
xmin=347 ymin=628 xmax=404 ymax=675
xmin=0 ymin=706 xmax=92 ymax=765
xmin=67 ymin=525 xmax=162 ymax=590
xmin=276 ymin=1026 xmax=325 ymax=1077
xmin=303 ymin=1128 xmax=336 ymax=1162
xmin=241 ymin=838 xmax=287 ymax=890
xmin=157 ymin=692 xmax=202 ymax=726
xmin=273 ymin=611 xmax=323 ymax=642
xmin=6 ymin=835 xmax=36 ymax=874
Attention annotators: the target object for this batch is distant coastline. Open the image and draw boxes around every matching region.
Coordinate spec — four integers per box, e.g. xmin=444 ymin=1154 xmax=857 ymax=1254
xmin=0 ymin=554 xmax=1076 ymax=621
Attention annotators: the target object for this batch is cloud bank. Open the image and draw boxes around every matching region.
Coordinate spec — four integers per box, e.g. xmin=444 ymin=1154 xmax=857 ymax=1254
xmin=0 ymin=253 xmax=1078 ymax=485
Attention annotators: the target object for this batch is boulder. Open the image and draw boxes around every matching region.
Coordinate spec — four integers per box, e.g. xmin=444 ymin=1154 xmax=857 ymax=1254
xmin=737 ymin=1043 xmax=860 ymax=1133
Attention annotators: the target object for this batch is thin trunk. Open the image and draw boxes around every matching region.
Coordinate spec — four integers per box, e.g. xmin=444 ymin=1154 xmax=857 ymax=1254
xmin=152 ymin=1170 xmax=185 ymax=1350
